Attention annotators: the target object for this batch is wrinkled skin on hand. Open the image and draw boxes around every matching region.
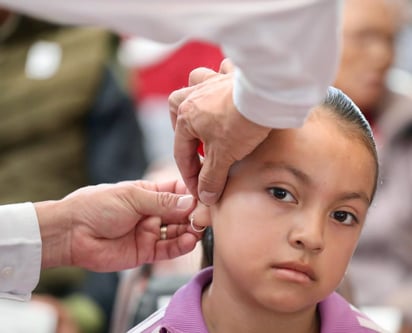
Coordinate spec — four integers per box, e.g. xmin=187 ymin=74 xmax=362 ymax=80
xmin=36 ymin=180 xmax=201 ymax=272
xmin=169 ymin=59 xmax=270 ymax=205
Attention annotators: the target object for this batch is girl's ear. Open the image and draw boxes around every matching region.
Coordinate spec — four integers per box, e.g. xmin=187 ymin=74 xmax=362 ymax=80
xmin=190 ymin=202 xmax=212 ymax=228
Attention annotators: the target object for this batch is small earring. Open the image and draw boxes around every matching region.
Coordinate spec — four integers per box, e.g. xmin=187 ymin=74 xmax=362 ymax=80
xmin=190 ymin=214 xmax=206 ymax=233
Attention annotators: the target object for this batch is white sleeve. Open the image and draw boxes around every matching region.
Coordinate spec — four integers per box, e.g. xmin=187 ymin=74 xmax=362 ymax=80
xmin=0 ymin=0 xmax=341 ymax=128
xmin=0 ymin=203 xmax=41 ymax=301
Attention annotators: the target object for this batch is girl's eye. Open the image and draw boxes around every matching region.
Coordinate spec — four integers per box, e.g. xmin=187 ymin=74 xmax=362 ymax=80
xmin=268 ymin=187 xmax=296 ymax=203
xmin=332 ymin=211 xmax=358 ymax=226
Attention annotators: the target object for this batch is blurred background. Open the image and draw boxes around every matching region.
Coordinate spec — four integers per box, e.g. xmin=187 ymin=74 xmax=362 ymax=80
xmin=1 ymin=0 xmax=412 ymax=332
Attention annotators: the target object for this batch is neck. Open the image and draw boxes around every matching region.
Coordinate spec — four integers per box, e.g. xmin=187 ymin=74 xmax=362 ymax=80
xmin=202 ymin=275 xmax=320 ymax=333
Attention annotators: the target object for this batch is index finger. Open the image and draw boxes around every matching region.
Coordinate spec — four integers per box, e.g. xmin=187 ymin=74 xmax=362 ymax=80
xmin=173 ymin=104 xmax=203 ymax=198
xmin=168 ymin=66 xmax=218 ymax=128
xmin=169 ymin=86 xmax=194 ymax=130
xmin=188 ymin=67 xmax=218 ymax=86
xmin=137 ymin=179 xmax=189 ymax=195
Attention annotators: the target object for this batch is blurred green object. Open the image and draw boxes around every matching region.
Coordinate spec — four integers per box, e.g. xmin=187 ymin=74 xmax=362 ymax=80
xmin=35 ymin=267 xmax=87 ymax=296
xmin=64 ymin=293 xmax=105 ymax=333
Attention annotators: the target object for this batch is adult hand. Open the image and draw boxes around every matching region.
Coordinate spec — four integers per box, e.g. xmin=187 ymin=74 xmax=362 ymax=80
xmin=35 ymin=180 xmax=199 ymax=272
xmin=169 ymin=59 xmax=270 ymax=206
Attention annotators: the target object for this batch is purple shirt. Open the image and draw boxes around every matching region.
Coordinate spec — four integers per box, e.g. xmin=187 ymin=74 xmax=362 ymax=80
xmin=129 ymin=267 xmax=387 ymax=333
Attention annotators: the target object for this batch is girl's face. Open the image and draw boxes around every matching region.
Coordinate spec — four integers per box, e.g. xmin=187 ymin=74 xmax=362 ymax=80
xmin=208 ymin=109 xmax=376 ymax=314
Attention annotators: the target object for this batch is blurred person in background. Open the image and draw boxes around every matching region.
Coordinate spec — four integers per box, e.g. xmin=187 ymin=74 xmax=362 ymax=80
xmin=333 ymin=0 xmax=412 ymax=331
xmin=394 ymin=0 xmax=412 ymax=76
xmin=0 ymin=8 xmax=147 ymax=333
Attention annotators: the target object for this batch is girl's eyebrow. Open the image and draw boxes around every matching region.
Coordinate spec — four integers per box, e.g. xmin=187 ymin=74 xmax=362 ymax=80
xmin=260 ymin=162 xmax=371 ymax=205
xmin=260 ymin=161 xmax=311 ymax=185
xmin=337 ymin=192 xmax=371 ymax=206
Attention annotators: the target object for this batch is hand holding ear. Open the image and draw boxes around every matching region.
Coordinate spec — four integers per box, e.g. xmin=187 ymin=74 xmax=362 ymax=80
xmin=169 ymin=58 xmax=270 ymax=205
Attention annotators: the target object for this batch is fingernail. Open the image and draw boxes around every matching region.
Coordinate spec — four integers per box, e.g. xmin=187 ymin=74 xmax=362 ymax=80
xmin=199 ymin=191 xmax=218 ymax=206
xmin=177 ymin=195 xmax=194 ymax=210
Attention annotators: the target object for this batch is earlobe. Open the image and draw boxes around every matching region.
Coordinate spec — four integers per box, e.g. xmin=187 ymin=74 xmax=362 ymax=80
xmin=190 ymin=214 xmax=207 ymax=233
xmin=190 ymin=202 xmax=212 ymax=228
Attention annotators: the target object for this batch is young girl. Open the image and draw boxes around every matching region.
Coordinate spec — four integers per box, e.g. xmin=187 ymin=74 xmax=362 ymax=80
xmin=130 ymin=87 xmax=385 ymax=333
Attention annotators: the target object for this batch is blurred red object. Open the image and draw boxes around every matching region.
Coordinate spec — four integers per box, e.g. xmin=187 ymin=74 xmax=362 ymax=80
xmin=131 ymin=40 xmax=224 ymax=102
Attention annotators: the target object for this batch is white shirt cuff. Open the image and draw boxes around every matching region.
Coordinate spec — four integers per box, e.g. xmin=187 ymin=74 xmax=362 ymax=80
xmin=232 ymin=68 xmax=322 ymax=129
xmin=0 ymin=203 xmax=41 ymax=301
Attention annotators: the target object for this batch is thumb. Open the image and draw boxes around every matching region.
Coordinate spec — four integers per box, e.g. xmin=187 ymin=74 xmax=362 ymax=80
xmin=197 ymin=152 xmax=232 ymax=206
xmin=133 ymin=189 xmax=196 ymax=223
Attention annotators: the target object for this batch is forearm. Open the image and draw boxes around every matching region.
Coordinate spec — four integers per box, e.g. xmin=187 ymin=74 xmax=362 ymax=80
xmin=34 ymin=200 xmax=72 ymax=270
xmin=0 ymin=0 xmax=341 ymax=128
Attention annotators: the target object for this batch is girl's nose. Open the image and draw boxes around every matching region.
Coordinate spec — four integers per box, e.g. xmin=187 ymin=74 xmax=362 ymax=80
xmin=288 ymin=212 xmax=325 ymax=253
